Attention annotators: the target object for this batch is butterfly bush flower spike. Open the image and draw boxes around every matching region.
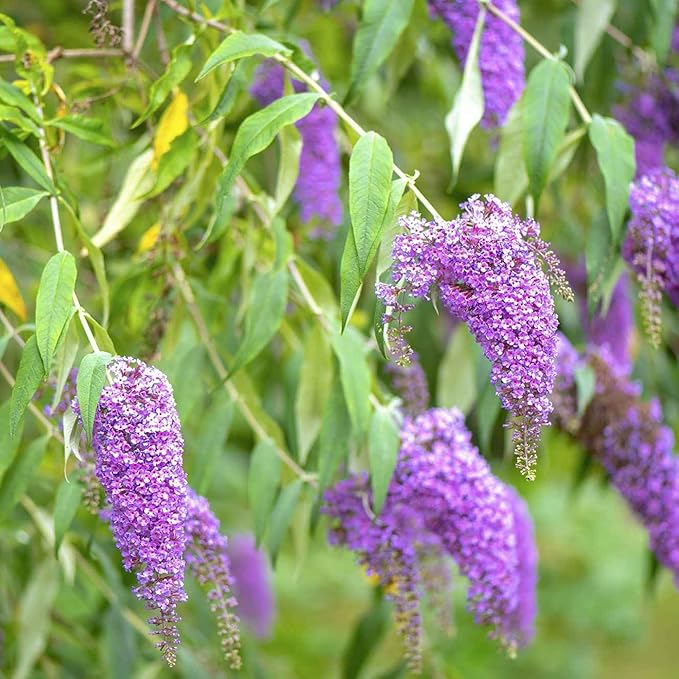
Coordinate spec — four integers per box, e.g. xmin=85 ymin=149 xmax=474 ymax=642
xmin=428 ymin=0 xmax=525 ymax=128
xmin=378 ymin=196 xmax=571 ymax=479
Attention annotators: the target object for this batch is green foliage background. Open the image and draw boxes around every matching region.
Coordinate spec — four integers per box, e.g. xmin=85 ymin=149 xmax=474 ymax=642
xmin=1 ymin=1 xmax=679 ymax=678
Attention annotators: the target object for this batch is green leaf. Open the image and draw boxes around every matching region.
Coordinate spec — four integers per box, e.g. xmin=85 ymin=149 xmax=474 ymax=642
xmin=0 ymin=186 xmax=48 ymax=232
xmin=295 ymin=324 xmax=333 ymax=463
xmin=77 ymin=351 xmax=112 ymax=443
xmin=11 ymin=560 xmax=59 ymax=679
xmin=230 ymin=267 xmax=289 ymax=374
xmin=445 ymin=7 xmax=486 ymax=187
xmin=266 ymin=478 xmax=303 ymax=564
xmin=317 ymin=378 xmax=352 ymax=496
xmin=197 ymin=31 xmax=291 ymax=81
xmin=522 ymin=59 xmax=571 ymax=203
xmin=475 ymin=380 xmax=502 ymax=453
xmin=54 ymin=478 xmax=83 ymax=555
xmin=91 ymin=149 xmax=155 ymax=248
xmin=0 ymin=399 xmax=24 ymax=483
xmin=0 ymin=434 xmax=48 ymax=520
xmin=346 ymin=0 xmax=415 ymax=103
xmin=216 ymin=93 xmax=320 ymax=215
xmin=146 ymin=128 xmax=198 ymax=197
xmin=368 ymin=407 xmax=400 ymax=514
xmin=35 ymin=251 xmax=77 ymax=372
xmin=62 ymin=406 xmax=80 ymax=472
xmin=494 ymin=102 xmax=527 ymax=205
xmin=83 ymin=313 xmax=116 ymax=354
xmin=331 ymin=328 xmax=371 ymax=440
xmin=248 ymin=440 xmax=281 ymax=544
xmin=273 ymin=123 xmax=302 ymax=215
xmin=588 ymin=114 xmax=636 ymax=242
xmin=0 ymin=103 xmax=39 ymax=136
xmin=46 ymin=114 xmax=114 ymax=146
xmin=649 ymin=0 xmax=678 ymax=62
xmin=9 ymin=335 xmax=45 ymax=438
xmin=574 ymin=364 xmax=596 ymax=418
xmin=342 ymin=595 xmax=390 ymax=679
xmin=0 ymin=79 xmax=40 ymax=121
xmin=294 ymin=258 xmax=339 ymax=319
xmin=101 ymin=606 xmax=137 ymax=679
xmin=0 ymin=126 xmax=55 ymax=193
xmin=437 ymin=324 xmax=478 ymax=415
xmin=133 ymin=39 xmax=194 ymax=127
xmin=203 ymin=60 xmax=249 ymax=123
xmin=191 ymin=395 xmax=233 ymax=496
xmin=574 ymin=0 xmax=617 ymax=81
xmin=586 ymin=210 xmax=618 ymax=313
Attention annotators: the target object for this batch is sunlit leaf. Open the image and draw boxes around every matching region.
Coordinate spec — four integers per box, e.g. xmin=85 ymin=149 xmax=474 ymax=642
xmin=0 ymin=186 xmax=48 ymax=232
xmin=153 ymin=90 xmax=189 ymax=165
xmin=0 ymin=256 xmax=26 ymax=320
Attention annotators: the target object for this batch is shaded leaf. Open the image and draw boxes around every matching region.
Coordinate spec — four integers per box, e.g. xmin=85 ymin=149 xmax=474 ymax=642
xmin=54 ymin=477 xmax=83 ymax=555
xmin=437 ymin=324 xmax=478 ymax=415
xmin=77 ymin=351 xmax=112 ymax=443
xmin=9 ymin=335 xmax=45 ymax=438
xmin=574 ymin=363 xmax=596 ymax=418
xmin=273 ymin=123 xmax=302 ymax=215
xmin=266 ymin=478 xmax=303 ymax=564
xmin=0 ymin=399 xmax=24 ymax=484
xmin=368 ymin=406 xmax=400 ymax=514
xmin=47 ymin=114 xmax=114 ymax=146
xmin=649 ymin=0 xmax=678 ymax=62
xmin=342 ymin=594 xmax=390 ymax=679
xmin=0 ymin=186 xmax=48 ymax=232
xmin=317 ymin=377 xmax=352 ymax=497
xmin=0 ymin=434 xmax=48 ymax=519
xmin=248 ymin=440 xmax=281 ymax=544
xmin=574 ymin=0 xmax=617 ymax=81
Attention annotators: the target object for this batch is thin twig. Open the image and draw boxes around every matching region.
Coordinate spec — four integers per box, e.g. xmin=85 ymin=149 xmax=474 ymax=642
xmin=154 ymin=4 xmax=171 ymax=66
xmin=483 ymin=0 xmax=593 ymax=125
xmin=0 ymin=48 xmax=125 ymax=64
xmin=132 ymin=0 xmax=157 ymax=61
xmin=160 ymin=0 xmax=445 ymax=223
xmin=122 ymin=0 xmax=135 ymax=54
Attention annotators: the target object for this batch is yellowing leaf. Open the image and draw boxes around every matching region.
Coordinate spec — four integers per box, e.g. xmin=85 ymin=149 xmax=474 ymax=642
xmin=0 ymin=258 xmax=26 ymax=320
xmin=137 ymin=222 xmax=161 ymax=253
xmin=153 ymin=91 xmax=189 ymax=166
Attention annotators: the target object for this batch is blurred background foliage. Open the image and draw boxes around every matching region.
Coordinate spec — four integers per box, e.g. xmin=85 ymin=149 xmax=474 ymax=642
xmin=1 ymin=0 xmax=679 ymax=678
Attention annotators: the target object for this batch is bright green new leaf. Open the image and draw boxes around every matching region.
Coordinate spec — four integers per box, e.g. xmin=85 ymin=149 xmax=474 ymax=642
xmin=574 ymin=0 xmax=617 ymax=81
xmin=588 ymin=114 xmax=636 ymax=242
xmin=54 ymin=478 xmax=83 ymax=555
xmin=266 ymin=478 xmax=303 ymax=564
xmin=368 ymin=406 xmax=400 ymax=514
xmin=0 ymin=434 xmax=48 ymax=520
xmin=522 ymin=59 xmax=571 ymax=203
xmin=346 ymin=0 xmax=415 ymax=103
xmin=0 ymin=186 xmax=48 ymax=232
xmin=77 ymin=351 xmax=112 ymax=443
xmin=47 ymin=114 xmax=114 ymax=146
xmin=331 ymin=328 xmax=371 ymax=440
xmin=0 ymin=127 xmax=56 ymax=193
xmin=9 ymin=335 xmax=45 ymax=438
xmin=230 ymin=267 xmax=289 ymax=374
xmin=197 ymin=31 xmax=291 ymax=81
xmin=35 ymin=250 xmax=77 ymax=372
xmin=248 ymin=439 xmax=281 ymax=544
xmin=295 ymin=324 xmax=333 ymax=463
xmin=445 ymin=7 xmax=486 ymax=187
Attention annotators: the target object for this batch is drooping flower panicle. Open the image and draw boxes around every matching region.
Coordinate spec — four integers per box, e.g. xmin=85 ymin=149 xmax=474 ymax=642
xmin=377 ymin=196 xmax=569 ymax=479
xmin=385 ymin=350 xmax=430 ymax=417
xmin=85 ymin=357 xmax=189 ymax=665
xmin=428 ymin=0 xmax=525 ymax=128
xmin=324 ymin=408 xmax=538 ymax=668
xmin=622 ymin=167 xmax=679 ymax=347
xmin=251 ymin=58 xmax=343 ymax=237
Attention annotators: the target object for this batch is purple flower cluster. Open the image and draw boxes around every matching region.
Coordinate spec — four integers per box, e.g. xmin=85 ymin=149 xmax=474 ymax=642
xmin=88 ymin=357 xmax=189 ymax=665
xmin=324 ymin=408 xmax=538 ymax=668
xmin=377 ymin=195 xmax=570 ymax=479
xmin=227 ymin=534 xmax=275 ymax=638
xmin=185 ymin=489 xmax=241 ymax=667
xmin=251 ymin=58 xmax=342 ymax=237
xmin=622 ymin=167 xmax=679 ymax=347
xmin=428 ymin=0 xmax=525 ymax=128
xmin=552 ymin=338 xmax=679 ymax=585
xmin=385 ymin=351 xmax=430 ymax=417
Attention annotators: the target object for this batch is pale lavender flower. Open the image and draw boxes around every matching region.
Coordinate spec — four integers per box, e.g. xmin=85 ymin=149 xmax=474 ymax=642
xmin=428 ymin=0 xmax=525 ymax=128
xmin=185 ymin=489 xmax=241 ymax=668
xmin=85 ymin=357 xmax=188 ymax=665
xmin=227 ymin=534 xmax=275 ymax=638
xmin=251 ymin=58 xmax=343 ymax=236
xmin=377 ymin=196 xmax=570 ymax=479
xmin=622 ymin=166 xmax=679 ymax=346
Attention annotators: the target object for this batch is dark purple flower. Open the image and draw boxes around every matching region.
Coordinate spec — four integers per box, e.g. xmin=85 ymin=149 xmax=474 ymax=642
xmin=226 ymin=534 xmax=275 ymax=638
xmin=428 ymin=0 xmax=525 ymax=128
xmin=377 ymin=196 xmax=570 ymax=479
xmin=552 ymin=339 xmax=679 ymax=586
xmin=86 ymin=357 xmax=188 ymax=665
xmin=622 ymin=166 xmax=679 ymax=346
xmin=324 ymin=408 xmax=538 ymax=667
xmin=251 ymin=58 xmax=343 ymax=236
xmin=185 ymin=489 xmax=241 ymax=667
xmin=385 ymin=351 xmax=429 ymax=417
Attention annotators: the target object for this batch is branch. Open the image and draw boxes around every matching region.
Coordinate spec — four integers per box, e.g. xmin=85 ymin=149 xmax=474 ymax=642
xmin=122 ymin=0 xmax=135 ymax=53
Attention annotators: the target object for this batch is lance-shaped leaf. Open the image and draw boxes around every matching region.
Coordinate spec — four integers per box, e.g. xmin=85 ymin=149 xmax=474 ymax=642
xmin=196 ymin=31 xmax=291 ymax=81
xmin=649 ymin=0 xmax=678 ymax=62
xmin=266 ymin=478 xmax=303 ymax=564
xmin=342 ymin=595 xmax=390 ymax=679
xmin=0 ymin=400 xmax=24 ymax=483
xmin=46 ymin=114 xmax=114 ymax=147
xmin=54 ymin=478 xmax=83 ymax=555
xmin=35 ymin=251 xmax=77 ymax=372
xmin=0 ymin=434 xmax=49 ymax=520
xmin=0 ymin=79 xmax=40 ymax=122
xmin=0 ymin=127 xmax=55 ymax=194
xmin=574 ymin=364 xmax=596 ymax=418
xmin=574 ymin=0 xmax=617 ymax=81
xmin=522 ymin=59 xmax=571 ymax=203
xmin=230 ymin=267 xmax=289 ymax=374
xmin=77 ymin=351 xmax=112 ymax=443
xmin=346 ymin=0 xmax=415 ymax=104
xmin=216 ymin=93 xmax=320 ymax=217
xmin=368 ymin=406 xmax=400 ymax=514
xmin=317 ymin=378 xmax=352 ymax=497
xmin=0 ymin=186 xmax=48 ymax=232
xmin=9 ymin=335 xmax=44 ymax=438
xmin=588 ymin=114 xmax=636 ymax=242
xmin=445 ymin=6 xmax=486 ymax=187
xmin=437 ymin=324 xmax=479 ymax=415
xmin=248 ymin=440 xmax=281 ymax=544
